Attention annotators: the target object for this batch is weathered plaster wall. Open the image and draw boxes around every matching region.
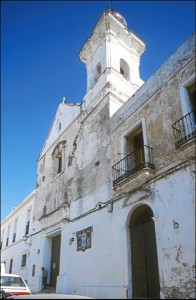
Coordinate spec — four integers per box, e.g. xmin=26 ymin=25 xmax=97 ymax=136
xmin=152 ymin=165 xmax=195 ymax=299
xmin=111 ymin=32 xmax=195 ymax=126
xmin=111 ymin=33 xmax=195 ymax=171
xmin=31 ymin=33 xmax=195 ymax=298
xmin=1 ymin=9 xmax=195 ymax=299
xmin=108 ymin=32 xmax=195 ymax=299
xmin=33 ymin=93 xmax=113 ymax=232
xmin=81 ymin=10 xmax=145 ymax=109
xmin=51 ymin=163 xmax=195 ymax=299
xmin=40 ymin=102 xmax=81 ymax=157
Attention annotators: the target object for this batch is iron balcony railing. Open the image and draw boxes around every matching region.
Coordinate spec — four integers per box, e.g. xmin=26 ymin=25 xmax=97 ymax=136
xmin=172 ymin=110 xmax=196 ymax=149
xmin=112 ymin=145 xmax=155 ymax=187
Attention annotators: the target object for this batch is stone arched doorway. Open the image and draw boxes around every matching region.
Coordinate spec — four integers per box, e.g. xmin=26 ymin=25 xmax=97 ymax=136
xmin=130 ymin=204 xmax=160 ymax=299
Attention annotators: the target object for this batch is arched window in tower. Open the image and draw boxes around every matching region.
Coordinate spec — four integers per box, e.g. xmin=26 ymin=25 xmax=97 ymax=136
xmin=94 ymin=62 xmax=102 ymax=84
xmin=120 ymin=59 xmax=130 ymax=80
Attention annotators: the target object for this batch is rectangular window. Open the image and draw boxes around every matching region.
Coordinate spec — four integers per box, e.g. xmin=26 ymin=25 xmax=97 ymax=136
xmin=54 ymin=199 xmax=57 ymax=210
xmin=1 ymin=230 xmax=5 ymax=248
xmin=25 ymin=209 xmax=31 ymax=235
xmin=12 ymin=233 xmax=16 ymax=243
xmin=21 ymin=254 xmax=27 ymax=267
xmin=25 ymin=221 xmax=30 ymax=235
xmin=13 ymin=218 xmax=18 ymax=243
xmin=112 ymin=120 xmax=155 ymax=186
xmin=126 ymin=125 xmax=143 ymax=151
xmin=52 ymin=142 xmax=65 ymax=177
xmin=58 ymin=156 xmax=62 ymax=174
xmin=125 ymin=125 xmax=145 ymax=170
xmin=42 ymin=205 xmax=46 ymax=216
xmin=32 ymin=264 xmax=35 ymax=277
xmin=9 ymin=259 xmax=13 ymax=274
xmin=6 ymin=225 xmax=11 ymax=247
xmin=180 ymin=77 xmax=196 ymax=118
xmin=187 ymin=82 xmax=196 ymax=113
xmin=173 ymin=79 xmax=196 ymax=148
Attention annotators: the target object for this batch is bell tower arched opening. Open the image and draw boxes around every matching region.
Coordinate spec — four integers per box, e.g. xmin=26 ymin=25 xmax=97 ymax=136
xmin=79 ymin=9 xmax=146 ymax=111
xmin=94 ymin=62 xmax=102 ymax=84
xmin=120 ymin=58 xmax=130 ymax=80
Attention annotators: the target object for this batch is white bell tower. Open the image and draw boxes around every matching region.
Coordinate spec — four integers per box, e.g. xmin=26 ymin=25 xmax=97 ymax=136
xmin=79 ymin=9 xmax=146 ymax=115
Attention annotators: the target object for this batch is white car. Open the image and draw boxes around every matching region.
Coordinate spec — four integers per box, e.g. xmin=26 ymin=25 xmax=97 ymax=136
xmin=6 ymin=294 xmax=94 ymax=299
xmin=0 ymin=273 xmax=31 ymax=297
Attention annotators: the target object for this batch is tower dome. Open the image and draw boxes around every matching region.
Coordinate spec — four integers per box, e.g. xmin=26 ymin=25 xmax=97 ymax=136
xmin=110 ymin=9 xmax=127 ymax=27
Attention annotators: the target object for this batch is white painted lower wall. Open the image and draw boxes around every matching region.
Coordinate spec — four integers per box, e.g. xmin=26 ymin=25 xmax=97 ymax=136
xmin=25 ymin=163 xmax=195 ymax=299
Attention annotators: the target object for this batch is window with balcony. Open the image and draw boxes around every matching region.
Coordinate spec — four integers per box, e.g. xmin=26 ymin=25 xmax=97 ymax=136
xmin=172 ymin=79 xmax=195 ymax=148
xmin=112 ymin=123 xmax=155 ymax=187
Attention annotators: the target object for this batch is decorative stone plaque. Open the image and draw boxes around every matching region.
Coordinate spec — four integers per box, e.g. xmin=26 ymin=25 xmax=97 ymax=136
xmin=76 ymin=226 xmax=92 ymax=251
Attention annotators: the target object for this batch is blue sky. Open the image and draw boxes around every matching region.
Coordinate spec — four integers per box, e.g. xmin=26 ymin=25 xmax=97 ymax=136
xmin=1 ymin=1 xmax=195 ymax=221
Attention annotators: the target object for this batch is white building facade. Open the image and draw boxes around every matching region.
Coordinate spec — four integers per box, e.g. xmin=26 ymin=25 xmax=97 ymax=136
xmin=1 ymin=9 xmax=195 ymax=299
xmin=1 ymin=191 xmax=35 ymax=284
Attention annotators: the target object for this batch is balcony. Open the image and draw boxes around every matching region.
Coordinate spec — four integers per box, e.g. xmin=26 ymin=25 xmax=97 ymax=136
xmin=172 ymin=110 xmax=195 ymax=158
xmin=112 ymin=145 xmax=155 ymax=191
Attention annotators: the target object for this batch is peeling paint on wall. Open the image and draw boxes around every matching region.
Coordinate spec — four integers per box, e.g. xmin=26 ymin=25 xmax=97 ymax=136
xmin=68 ymin=135 xmax=78 ymax=167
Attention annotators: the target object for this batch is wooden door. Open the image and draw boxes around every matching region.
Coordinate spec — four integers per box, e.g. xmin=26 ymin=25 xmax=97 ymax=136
xmin=50 ymin=235 xmax=61 ymax=288
xmin=130 ymin=205 xmax=160 ymax=299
